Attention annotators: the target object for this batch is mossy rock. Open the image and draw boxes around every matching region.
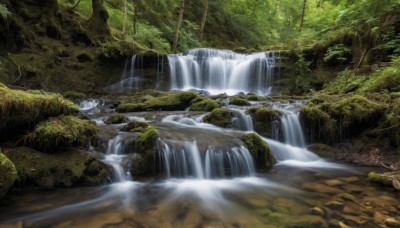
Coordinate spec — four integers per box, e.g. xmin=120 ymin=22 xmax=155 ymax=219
xmin=190 ymin=98 xmax=221 ymax=111
xmin=241 ymin=133 xmax=276 ymax=170
xmin=117 ymin=91 xmax=197 ymax=112
xmin=248 ymin=107 xmax=280 ymax=138
xmin=368 ymin=171 xmax=400 ymax=190
xmin=121 ymin=120 xmax=150 ymax=133
xmin=63 ymin=91 xmax=86 ymax=101
xmin=300 ymin=94 xmax=384 ymax=143
xmin=0 ymin=152 xmax=17 ymax=198
xmin=0 ymin=83 xmax=78 ymax=136
xmin=203 ymin=108 xmax=234 ymax=128
xmin=5 ymin=147 xmax=111 ymax=189
xmin=229 ymin=97 xmax=251 ymax=106
xmin=130 ymin=125 xmax=158 ymax=176
xmin=104 ymin=113 xmax=128 ymax=125
xmin=23 ymin=115 xmax=99 ymax=152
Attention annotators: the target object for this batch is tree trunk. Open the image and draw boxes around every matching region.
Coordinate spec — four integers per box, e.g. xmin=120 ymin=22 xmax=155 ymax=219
xmin=198 ymin=0 xmax=208 ymax=43
xmin=172 ymin=0 xmax=185 ymax=53
xmin=300 ymin=0 xmax=307 ymax=31
xmin=122 ymin=0 xmax=127 ymax=36
xmin=87 ymin=0 xmax=111 ymax=37
xmin=133 ymin=4 xmax=137 ymax=35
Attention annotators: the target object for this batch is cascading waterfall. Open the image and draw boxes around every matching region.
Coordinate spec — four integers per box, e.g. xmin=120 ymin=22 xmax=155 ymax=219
xmin=103 ymin=134 xmax=133 ymax=182
xmin=168 ymin=48 xmax=277 ymax=96
xmin=231 ymin=109 xmax=253 ymax=131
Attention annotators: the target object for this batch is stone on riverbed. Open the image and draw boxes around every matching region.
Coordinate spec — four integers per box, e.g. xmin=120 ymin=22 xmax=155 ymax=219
xmin=368 ymin=171 xmax=400 ymax=190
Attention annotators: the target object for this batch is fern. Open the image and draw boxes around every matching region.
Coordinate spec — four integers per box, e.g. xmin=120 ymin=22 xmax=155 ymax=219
xmin=0 ymin=3 xmax=11 ymax=20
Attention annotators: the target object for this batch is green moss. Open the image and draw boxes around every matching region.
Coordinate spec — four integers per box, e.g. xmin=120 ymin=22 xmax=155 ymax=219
xmin=104 ymin=113 xmax=128 ymax=124
xmin=0 ymin=83 xmax=78 ymax=134
xmin=117 ymin=91 xmax=197 ymax=112
xmin=300 ymin=94 xmax=384 ymax=143
xmin=249 ymin=107 xmax=280 ymax=138
xmin=121 ymin=120 xmax=150 ymax=133
xmin=229 ymin=97 xmax=251 ymax=106
xmin=359 ymin=58 xmax=400 ymax=93
xmin=241 ymin=133 xmax=276 ymax=169
xmin=190 ymin=98 xmax=221 ymax=111
xmin=63 ymin=91 xmax=86 ymax=101
xmin=368 ymin=172 xmax=392 ymax=186
xmin=203 ymin=108 xmax=234 ymax=128
xmin=23 ymin=116 xmax=99 ymax=152
xmin=5 ymin=147 xmax=111 ymax=189
xmin=323 ymin=70 xmax=367 ymax=94
xmin=135 ymin=126 xmax=158 ymax=153
xmin=0 ymin=152 xmax=17 ymax=198
xmin=131 ymin=125 xmax=158 ymax=176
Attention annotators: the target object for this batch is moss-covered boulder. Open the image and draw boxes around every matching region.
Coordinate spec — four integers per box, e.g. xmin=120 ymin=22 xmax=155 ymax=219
xmin=300 ymin=94 xmax=385 ymax=143
xmin=248 ymin=107 xmax=281 ymax=138
xmin=190 ymin=98 xmax=221 ymax=111
xmin=23 ymin=116 xmax=99 ymax=151
xmin=131 ymin=125 xmax=158 ymax=176
xmin=241 ymin=133 xmax=276 ymax=169
xmin=229 ymin=97 xmax=251 ymax=106
xmin=62 ymin=91 xmax=86 ymax=101
xmin=5 ymin=147 xmax=111 ymax=189
xmin=104 ymin=113 xmax=128 ymax=125
xmin=368 ymin=171 xmax=400 ymax=190
xmin=117 ymin=91 xmax=197 ymax=112
xmin=0 ymin=83 xmax=78 ymax=136
xmin=202 ymin=108 xmax=234 ymax=128
xmin=121 ymin=120 xmax=150 ymax=133
xmin=0 ymin=152 xmax=17 ymax=198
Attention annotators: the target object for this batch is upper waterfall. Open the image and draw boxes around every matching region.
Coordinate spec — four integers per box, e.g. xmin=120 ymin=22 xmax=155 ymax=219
xmin=168 ymin=48 xmax=277 ymax=96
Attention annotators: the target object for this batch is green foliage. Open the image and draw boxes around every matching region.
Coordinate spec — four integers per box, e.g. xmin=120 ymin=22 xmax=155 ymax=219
xmin=323 ymin=70 xmax=367 ymax=94
xmin=296 ymin=54 xmax=311 ymax=76
xmin=323 ymin=44 xmax=351 ymax=65
xmin=0 ymin=3 xmax=11 ymax=20
xmin=359 ymin=57 xmax=400 ymax=92
xmin=134 ymin=23 xmax=170 ymax=52
xmin=383 ymin=25 xmax=400 ymax=59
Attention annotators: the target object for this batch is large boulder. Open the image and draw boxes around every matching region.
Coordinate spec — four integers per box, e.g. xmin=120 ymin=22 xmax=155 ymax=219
xmin=248 ymin=107 xmax=280 ymax=138
xmin=5 ymin=147 xmax=111 ymax=189
xmin=241 ymin=133 xmax=276 ymax=170
xmin=130 ymin=125 xmax=158 ymax=176
xmin=190 ymin=98 xmax=221 ymax=111
xmin=0 ymin=152 xmax=17 ymax=198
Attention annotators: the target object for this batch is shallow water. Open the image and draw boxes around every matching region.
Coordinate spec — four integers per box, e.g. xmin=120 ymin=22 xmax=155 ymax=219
xmin=1 ymin=166 xmax=399 ymax=227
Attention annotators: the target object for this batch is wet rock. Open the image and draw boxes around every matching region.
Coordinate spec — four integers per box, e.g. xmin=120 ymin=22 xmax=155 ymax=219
xmin=0 ymin=152 xmax=17 ymax=198
xmin=368 ymin=171 xmax=400 ymax=190
xmin=323 ymin=179 xmax=345 ymax=187
xmin=241 ymin=133 xmax=276 ymax=169
xmin=104 ymin=113 xmax=129 ymax=124
xmin=248 ymin=106 xmax=280 ymax=138
xmin=189 ymin=98 xmax=221 ymax=111
xmin=340 ymin=214 xmax=367 ymax=226
xmin=203 ymin=108 xmax=234 ymax=128
xmin=302 ymin=183 xmax=341 ymax=194
xmin=229 ymin=97 xmax=251 ymax=106
xmin=324 ymin=201 xmax=344 ymax=210
xmin=79 ymin=212 xmax=124 ymax=227
xmin=335 ymin=193 xmax=356 ymax=202
xmin=286 ymin=215 xmax=327 ymax=228
xmin=373 ymin=211 xmax=389 ymax=223
xmin=130 ymin=125 xmax=158 ymax=176
xmin=385 ymin=218 xmax=400 ymax=227
xmin=338 ymin=221 xmax=352 ymax=228
xmin=309 ymin=207 xmax=325 ymax=216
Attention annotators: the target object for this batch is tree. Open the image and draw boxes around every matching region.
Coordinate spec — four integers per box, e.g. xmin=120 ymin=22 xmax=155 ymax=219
xmin=172 ymin=0 xmax=185 ymax=53
xmin=199 ymin=0 xmax=208 ymax=42
xmin=300 ymin=0 xmax=307 ymax=31
xmin=122 ymin=0 xmax=128 ymax=36
xmin=87 ymin=0 xmax=111 ymax=37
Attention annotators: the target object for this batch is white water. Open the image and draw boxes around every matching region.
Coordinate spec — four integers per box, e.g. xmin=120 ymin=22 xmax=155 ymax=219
xmin=168 ymin=48 xmax=277 ymax=96
xmin=79 ymin=99 xmax=99 ymax=111
xmin=104 ymin=134 xmax=132 ymax=182
xmin=231 ymin=108 xmax=253 ymax=131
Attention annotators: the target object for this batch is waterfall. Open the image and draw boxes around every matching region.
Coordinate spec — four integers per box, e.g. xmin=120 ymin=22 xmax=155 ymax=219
xmin=103 ymin=134 xmax=133 ymax=182
xmin=280 ymin=110 xmax=306 ymax=148
xmin=158 ymin=139 xmax=255 ymax=179
xmin=231 ymin=109 xmax=253 ymax=131
xmin=167 ymin=48 xmax=277 ymax=96
xmin=79 ymin=99 xmax=99 ymax=111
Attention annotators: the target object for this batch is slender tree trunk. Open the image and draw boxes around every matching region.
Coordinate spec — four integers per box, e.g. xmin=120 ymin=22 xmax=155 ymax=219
xmin=133 ymin=4 xmax=138 ymax=35
xmin=172 ymin=0 xmax=185 ymax=53
xmin=199 ymin=0 xmax=208 ymax=43
xmin=87 ymin=0 xmax=111 ymax=37
xmin=122 ymin=0 xmax=127 ymax=36
xmin=300 ymin=0 xmax=307 ymax=31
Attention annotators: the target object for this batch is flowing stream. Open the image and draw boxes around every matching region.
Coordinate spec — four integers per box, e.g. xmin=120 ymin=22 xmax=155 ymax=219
xmin=1 ymin=49 xmax=400 ymax=227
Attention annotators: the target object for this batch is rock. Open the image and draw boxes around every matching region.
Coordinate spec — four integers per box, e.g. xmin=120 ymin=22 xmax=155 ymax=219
xmin=309 ymin=207 xmax=325 ymax=216
xmin=6 ymin=147 xmax=111 ymax=189
xmin=130 ymin=125 xmax=158 ymax=176
xmin=241 ymin=133 xmax=276 ymax=169
xmin=392 ymin=179 xmax=400 ymax=190
xmin=302 ymin=183 xmax=341 ymax=194
xmin=324 ymin=201 xmax=344 ymax=210
xmin=340 ymin=214 xmax=367 ymax=226
xmin=368 ymin=171 xmax=400 ymax=190
xmin=373 ymin=211 xmax=389 ymax=223
xmin=323 ymin=179 xmax=344 ymax=187
xmin=335 ymin=193 xmax=356 ymax=202
xmin=104 ymin=114 xmax=129 ymax=125
xmin=190 ymin=98 xmax=221 ymax=111
xmin=0 ymin=152 xmax=17 ymax=198
xmin=385 ymin=218 xmax=400 ymax=227
xmin=22 ymin=116 xmax=99 ymax=152
xmin=248 ymin=107 xmax=280 ymax=138
xmin=286 ymin=215 xmax=327 ymax=228
xmin=338 ymin=221 xmax=352 ymax=228
xmin=229 ymin=97 xmax=251 ymax=106
xmin=121 ymin=120 xmax=151 ymax=133
xmin=202 ymin=108 xmax=234 ymax=128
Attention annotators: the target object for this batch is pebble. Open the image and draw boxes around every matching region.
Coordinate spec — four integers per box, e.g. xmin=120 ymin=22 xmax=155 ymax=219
xmin=385 ymin=218 xmax=400 ymax=227
xmin=309 ymin=207 xmax=325 ymax=216
xmin=325 ymin=201 xmax=345 ymax=210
